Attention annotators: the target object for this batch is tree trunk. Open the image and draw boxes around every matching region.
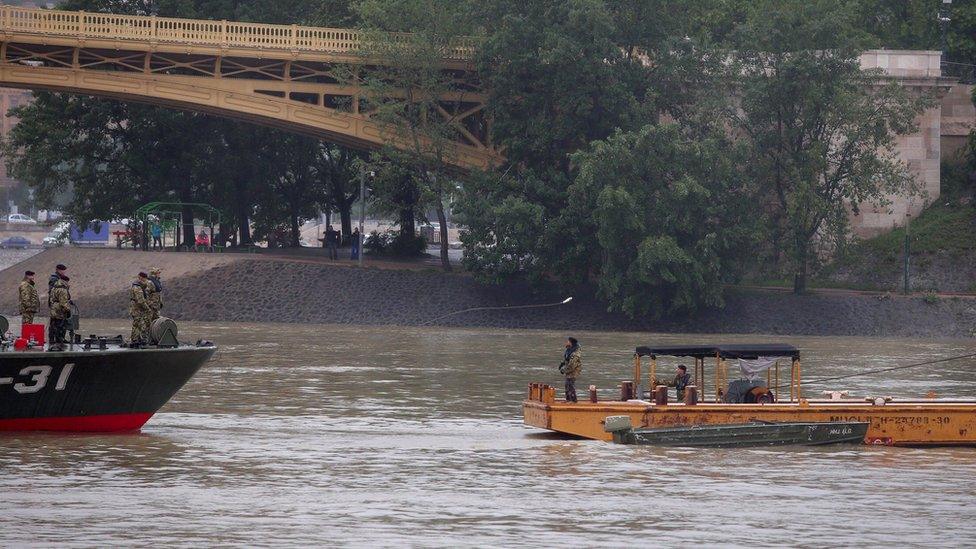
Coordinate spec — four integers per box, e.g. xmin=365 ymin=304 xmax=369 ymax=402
xmin=400 ymin=206 xmax=416 ymax=239
xmin=181 ymin=205 xmax=195 ymax=249
xmin=435 ymin=197 xmax=451 ymax=272
xmin=290 ymin=211 xmax=301 ymax=247
xmin=339 ymin=201 xmax=353 ymax=246
xmin=238 ymin=211 xmax=251 ymax=246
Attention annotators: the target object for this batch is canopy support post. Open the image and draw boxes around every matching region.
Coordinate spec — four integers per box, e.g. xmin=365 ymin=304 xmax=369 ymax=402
xmin=650 ymin=357 xmax=657 ymax=396
xmin=633 ymin=354 xmax=641 ymax=399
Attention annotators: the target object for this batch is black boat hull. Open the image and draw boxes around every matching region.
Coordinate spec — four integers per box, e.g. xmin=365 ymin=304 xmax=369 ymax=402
xmin=611 ymin=421 xmax=871 ymax=447
xmin=0 ymin=345 xmax=216 ymax=432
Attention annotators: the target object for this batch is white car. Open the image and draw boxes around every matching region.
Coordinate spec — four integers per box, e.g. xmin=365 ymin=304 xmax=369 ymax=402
xmin=7 ymin=213 xmax=37 ymax=224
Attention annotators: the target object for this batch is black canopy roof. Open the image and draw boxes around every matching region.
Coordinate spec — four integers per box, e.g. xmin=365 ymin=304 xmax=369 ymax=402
xmin=636 ymin=344 xmax=799 ymax=360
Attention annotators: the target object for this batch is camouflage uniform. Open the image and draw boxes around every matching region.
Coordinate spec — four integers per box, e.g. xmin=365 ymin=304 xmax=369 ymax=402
xmin=147 ymin=270 xmax=163 ymax=321
xmin=18 ymin=278 xmax=39 ymax=325
xmin=129 ymin=279 xmax=151 ymax=344
xmin=562 ymin=347 xmax=582 ymax=403
xmin=48 ymin=278 xmax=71 ymax=346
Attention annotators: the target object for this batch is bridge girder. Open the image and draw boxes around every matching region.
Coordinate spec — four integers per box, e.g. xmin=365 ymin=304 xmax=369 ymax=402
xmin=0 ymin=6 xmax=500 ymax=170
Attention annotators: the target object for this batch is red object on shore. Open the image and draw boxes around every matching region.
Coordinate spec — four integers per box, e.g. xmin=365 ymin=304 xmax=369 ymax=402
xmin=13 ymin=337 xmax=27 ymax=350
xmin=0 ymin=413 xmax=153 ymax=432
xmin=21 ymin=323 xmax=45 ymax=345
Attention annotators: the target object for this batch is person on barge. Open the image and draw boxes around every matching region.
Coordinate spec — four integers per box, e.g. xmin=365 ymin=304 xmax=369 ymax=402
xmin=559 ymin=337 xmax=582 ymax=403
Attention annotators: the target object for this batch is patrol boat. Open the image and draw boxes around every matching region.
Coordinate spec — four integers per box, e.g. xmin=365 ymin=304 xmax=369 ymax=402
xmin=0 ymin=315 xmax=216 ymax=432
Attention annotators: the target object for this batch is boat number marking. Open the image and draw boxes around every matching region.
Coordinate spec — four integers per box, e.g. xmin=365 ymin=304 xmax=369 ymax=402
xmin=2 ymin=364 xmax=75 ymax=394
xmin=14 ymin=366 xmax=51 ymax=394
xmin=55 ymin=363 xmax=74 ymax=391
xmin=830 ymin=415 xmax=952 ymax=425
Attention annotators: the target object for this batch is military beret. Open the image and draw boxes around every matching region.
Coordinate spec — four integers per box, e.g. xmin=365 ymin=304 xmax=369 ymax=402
xmin=138 ymin=272 xmax=148 ymax=278
xmin=56 ymin=264 xmax=67 ymax=270
xmin=24 ymin=270 xmax=34 ymax=276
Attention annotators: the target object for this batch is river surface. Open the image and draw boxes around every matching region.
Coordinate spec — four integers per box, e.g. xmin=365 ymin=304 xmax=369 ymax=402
xmin=2 ymin=320 xmax=976 ymax=547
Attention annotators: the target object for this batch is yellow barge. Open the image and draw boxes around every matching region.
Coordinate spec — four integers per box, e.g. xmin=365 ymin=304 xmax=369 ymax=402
xmin=523 ymin=344 xmax=976 ymax=446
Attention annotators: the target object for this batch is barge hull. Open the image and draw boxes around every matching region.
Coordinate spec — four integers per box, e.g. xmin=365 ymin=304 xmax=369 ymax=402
xmin=523 ymin=398 xmax=976 ymax=445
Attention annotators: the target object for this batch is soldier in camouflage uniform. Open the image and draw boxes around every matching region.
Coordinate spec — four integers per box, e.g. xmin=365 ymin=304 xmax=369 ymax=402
xmin=129 ymin=272 xmax=152 ymax=345
xmin=559 ymin=337 xmax=582 ymax=403
xmin=48 ymin=275 xmax=71 ymax=350
xmin=18 ymin=270 xmax=39 ymax=325
xmin=147 ymin=267 xmax=163 ymax=322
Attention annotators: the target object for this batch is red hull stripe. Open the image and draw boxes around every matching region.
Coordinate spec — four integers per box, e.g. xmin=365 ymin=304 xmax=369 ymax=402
xmin=0 ymin=413 xmax=153 ymax=432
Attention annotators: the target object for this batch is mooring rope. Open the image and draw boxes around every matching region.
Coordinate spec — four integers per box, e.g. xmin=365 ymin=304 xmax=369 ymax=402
xmin=417 ymin=297 xmax=573 ymax=326
xmin=765 ymin=352 xmax=976 ymax=393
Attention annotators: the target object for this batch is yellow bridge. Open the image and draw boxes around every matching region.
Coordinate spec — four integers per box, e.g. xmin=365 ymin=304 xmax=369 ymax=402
xmin=0 ymin=5 xmax=498 ymax=169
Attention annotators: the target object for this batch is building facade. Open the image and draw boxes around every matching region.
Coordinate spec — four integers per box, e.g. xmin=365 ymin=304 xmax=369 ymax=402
xmin=851 ymin=50 xmax=974 ymax=238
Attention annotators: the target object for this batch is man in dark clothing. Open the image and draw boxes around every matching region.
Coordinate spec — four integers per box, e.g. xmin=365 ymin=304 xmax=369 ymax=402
xmin=322 ymin=225 xmax=339 ymax=260
xmin=559 ymin=337 xmax=582 ymax=403
xmin=669 ymin=365 xmax=692 ymax=401
xmin=350 ymin=227 xmax=361 ymax=260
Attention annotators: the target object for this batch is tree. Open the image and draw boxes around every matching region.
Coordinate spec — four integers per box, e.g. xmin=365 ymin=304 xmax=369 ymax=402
xmin=351 ymin=0 xmax=480 ymax=269
xmin=570 ymin=124 xmax=757 ymax=318
xmin=457 ymin=0 xmax=647 ymax=285
xmin=316 ymin=144 xmax=365 ymax=245
xmin=729 ymin=0 xmax=933 ymax=293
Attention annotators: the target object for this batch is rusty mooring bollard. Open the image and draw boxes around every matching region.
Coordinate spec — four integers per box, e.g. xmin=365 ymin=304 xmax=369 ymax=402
xmin=620 ymin=380 xmax=635 ymax=401
xmin=654 ymin=385 xmax=668 ymax=405
xmin=589 ymin=385 xmax=598 ymax=403
xmin=684 ymin=385 xmax=698 ymax=405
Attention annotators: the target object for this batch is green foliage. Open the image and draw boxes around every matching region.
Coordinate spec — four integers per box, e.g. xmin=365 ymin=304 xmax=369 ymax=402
xmin=922 ymin=292 xmax=941 ymax=305
xmin=363 ymin=229 xmax=425 ymax=256
xmin=351 ymin=0 xmax=474 ymax=269
xmin=571 ymin=124 xmax=757 ymax=318
xmin=729 ymin=0 xmax=932 ymax=293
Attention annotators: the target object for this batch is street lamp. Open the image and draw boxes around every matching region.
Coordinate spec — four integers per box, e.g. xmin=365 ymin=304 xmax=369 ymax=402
xmin=938 ymin=0 xmax=952 ymax=62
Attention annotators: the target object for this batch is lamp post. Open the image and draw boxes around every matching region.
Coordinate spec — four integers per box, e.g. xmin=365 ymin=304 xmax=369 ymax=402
xmin=903 ymin=211 xmax=911 ymax=295
xmin=938 ymin=0 xmax=952 ymax=67
xmin=359 ymin=165 xmax=368 ymax=268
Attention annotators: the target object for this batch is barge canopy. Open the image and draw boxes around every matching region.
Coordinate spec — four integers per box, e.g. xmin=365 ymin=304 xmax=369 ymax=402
xmin=636 ymin=344 xmax=800 ymax=360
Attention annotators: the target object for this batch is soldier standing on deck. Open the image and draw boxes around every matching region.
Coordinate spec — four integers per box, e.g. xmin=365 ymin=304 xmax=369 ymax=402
xmin=18 ymin=270 xmax=39 ymax=325
xmin=559 ymin=337 xmax=582 ymax=403
xmin=48 ymin=275 xmax=71 ymax=351
xmin=147 ymin=267 xmax=163 ymax=321
xmin=129 ymin=272 xmax=151 ymax=345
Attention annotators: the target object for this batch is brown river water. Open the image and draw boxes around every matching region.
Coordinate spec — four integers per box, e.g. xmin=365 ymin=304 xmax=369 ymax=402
xmin=2 ymin=320 xmax=976 ymax=547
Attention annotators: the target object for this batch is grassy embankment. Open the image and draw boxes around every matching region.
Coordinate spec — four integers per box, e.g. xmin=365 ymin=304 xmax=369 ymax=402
xmin=752 ymin=160 xmax=976 ymax=293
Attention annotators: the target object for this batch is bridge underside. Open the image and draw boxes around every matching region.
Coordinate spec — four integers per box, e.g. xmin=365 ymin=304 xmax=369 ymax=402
xmin=0 ymin=39 xmax=499 ymax=170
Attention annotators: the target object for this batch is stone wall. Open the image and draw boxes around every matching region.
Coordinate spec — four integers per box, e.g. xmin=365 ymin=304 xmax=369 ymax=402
xmin=851 ymin=50 xmax=950 ymax=238
xmin=941 ymin=83 xmax=975 ymax=160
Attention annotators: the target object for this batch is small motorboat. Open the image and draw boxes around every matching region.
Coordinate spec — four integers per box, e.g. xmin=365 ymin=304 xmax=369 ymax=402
xmin=603 ymin=416 xmax=870 ymax=447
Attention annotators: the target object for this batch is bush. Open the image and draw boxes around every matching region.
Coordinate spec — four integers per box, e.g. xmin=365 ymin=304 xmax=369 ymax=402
xmin=364 ymin=230 xmax=426 ymax=257
xmin=364 ymin=231 xmax=393 ymax=253
xmin=922 ymin=293 xmax=940 ymax=305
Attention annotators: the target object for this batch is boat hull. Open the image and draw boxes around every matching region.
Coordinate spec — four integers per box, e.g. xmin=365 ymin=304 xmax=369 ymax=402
xmin=0 ymin=346 xmax=216 ymax=432
xmin=614 ymin=421 xmax=870 ymax=447
xmin=524 ymin=390 xmax=976 ymax=446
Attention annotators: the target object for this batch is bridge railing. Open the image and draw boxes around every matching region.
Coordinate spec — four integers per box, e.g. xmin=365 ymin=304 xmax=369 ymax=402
xmin=0 ymin=5 xmax=475 ymax=60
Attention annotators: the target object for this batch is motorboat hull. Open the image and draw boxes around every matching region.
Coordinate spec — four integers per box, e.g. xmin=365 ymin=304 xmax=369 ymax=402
xmin=0 ymin=345 xmax=216 ymax=432
xmin=610 ymin=420 xmax=870 ymax=447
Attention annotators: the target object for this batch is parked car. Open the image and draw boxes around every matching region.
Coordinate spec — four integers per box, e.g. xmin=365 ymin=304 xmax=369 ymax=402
xmin=6 ymin=213 xmax=37 ymax=224
xmin=43 ymin=226 xmax=68 ymax=248
xmin=1 ymin=236 xmax=31 ymax=249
